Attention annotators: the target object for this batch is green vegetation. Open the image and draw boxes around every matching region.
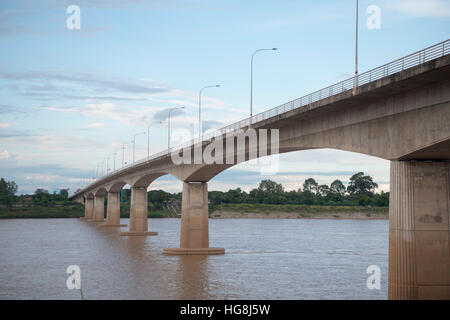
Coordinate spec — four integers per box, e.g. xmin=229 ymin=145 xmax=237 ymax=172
xmin=209 ymin=172 xmax=389 ymax=208
xmin=210 ymin=203 xmax=387 ymax=215
xmin=0 ymin=172 xmax=389 ymax=219
xmin=0 ymin=181 xmax=84 ymax=218
xmin=0 ymin=178 xmax=18 ymax=209
xmin=119 ymin=203 xmax=175 ymax=219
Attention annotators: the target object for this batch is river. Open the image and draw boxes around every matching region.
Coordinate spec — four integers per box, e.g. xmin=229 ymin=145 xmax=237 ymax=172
xmin=0 ymin=218 xmax=388 ymax=300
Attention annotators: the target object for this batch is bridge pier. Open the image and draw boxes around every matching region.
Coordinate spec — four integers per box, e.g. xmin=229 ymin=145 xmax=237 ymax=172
xmin=164 ymin=182 xmax=224 ymax=255
xmin=389 ymin=161 xmax=450 ymax=299
xmin=88 ymin=195 xmax=105 ymax=222
xmin=120 ymin=187 xmax=157 ymax=236
xmin=99 ymin=192 xmax=127 ymax=227
xmin=82 ymin=198 xmax=93 ymax=220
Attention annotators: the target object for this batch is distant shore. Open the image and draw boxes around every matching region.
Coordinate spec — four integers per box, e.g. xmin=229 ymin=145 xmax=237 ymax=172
xmin=210 ymin=211 xmax=388 ymax=220
xmin=209 ymin=204 xmax=388 ymax=220
xmin=0 ymin=203 xmax=388 ymax=220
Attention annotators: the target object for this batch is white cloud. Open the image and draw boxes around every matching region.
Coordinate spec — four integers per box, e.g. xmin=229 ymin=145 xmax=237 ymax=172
xmin=0 ymin=122 xmax=16 ymax=128
xmin=386 ymin=0 xmax=450 ymax=17
xmin=25 ymin=174 xmax=58 ymax=182
xmin=85 ymin=122 xmax=106 ymax=128
xmin=0 ymin=149 xmax=11 ymax=159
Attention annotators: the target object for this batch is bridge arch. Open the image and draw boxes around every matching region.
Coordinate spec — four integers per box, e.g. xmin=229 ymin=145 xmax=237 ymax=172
xmin=84 ymin=192 xmax=94 ymax=199
xmin=94 ymin=187 xmax=108 ymax=197
xmin=107 ymin=181 xmax=128 ymax=193
xmin=131 ymin=173 xmax=167 ymax=188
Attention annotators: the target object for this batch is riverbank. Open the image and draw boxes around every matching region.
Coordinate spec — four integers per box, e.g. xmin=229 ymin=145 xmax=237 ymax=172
xmin=0 ymin=203 xmax=84 ymax=219
xmin=0 ymin=203 xmax=388 ymax=219
xmin=209 ymin=204 xmax=388 ymax=219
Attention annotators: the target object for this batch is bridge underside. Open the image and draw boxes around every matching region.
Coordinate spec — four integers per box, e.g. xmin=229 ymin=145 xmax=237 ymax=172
xmin=399 ymin=139 xmax=450 ymax=160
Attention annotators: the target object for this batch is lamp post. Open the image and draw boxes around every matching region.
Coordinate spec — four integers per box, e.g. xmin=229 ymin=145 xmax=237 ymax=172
xmin=106 ymin=156 xmax=109 ymax=176
xmin=355 ymin=0 xmax=359 ymax=91
xmin=122 ymin=143 xmax=126 ymax=168
xmin=199 ymin=85 xmax=220 ymax=141
xmin=147 ymin=121 xmax=163 ymax=158
xmin=132 ymin=132 xmax=146 ymax=163
xmin=167 ymin=106 xmax=185 ymax=152
xmin=113 ymin=152 xmax=116 ymax=171
xmin=250 ymin=48 xmax=277 ymax=123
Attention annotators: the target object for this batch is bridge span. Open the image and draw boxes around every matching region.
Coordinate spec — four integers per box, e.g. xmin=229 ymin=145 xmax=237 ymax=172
xmin=70 ymin=40 xmax=450 ymax=299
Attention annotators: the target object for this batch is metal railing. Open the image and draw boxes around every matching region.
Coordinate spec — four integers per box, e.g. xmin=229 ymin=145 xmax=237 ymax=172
xmin=74 ymin=39 xmax=450 ymax=195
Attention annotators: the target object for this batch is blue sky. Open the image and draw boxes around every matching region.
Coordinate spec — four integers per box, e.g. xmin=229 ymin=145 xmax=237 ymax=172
xmin=0 ymin=0 xmax=449 ymax=194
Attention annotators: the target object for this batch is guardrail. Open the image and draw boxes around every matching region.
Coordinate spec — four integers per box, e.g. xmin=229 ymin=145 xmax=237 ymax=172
xmin=73 ymin=39 xmax=450 ymax=196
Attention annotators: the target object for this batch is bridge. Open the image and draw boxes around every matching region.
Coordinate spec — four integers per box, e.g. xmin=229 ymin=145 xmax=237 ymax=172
xmin=70 ymin=39 xmax=450 ymax=299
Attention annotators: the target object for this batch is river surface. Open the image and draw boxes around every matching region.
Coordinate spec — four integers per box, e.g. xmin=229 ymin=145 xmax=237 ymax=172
xmin=0 ymin=218 xmax=388 ymax=300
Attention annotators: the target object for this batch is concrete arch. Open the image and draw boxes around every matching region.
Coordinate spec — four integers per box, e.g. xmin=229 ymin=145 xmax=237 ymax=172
xmin=107 ymin=181 xmax=128 ymax=193
xmin=85 ymin=192 xmax=94 ymax=199
xmin=180 ymin=144 xmax=314 ymax=182
xmin=131 ymin=173 xmax=167 ymax=188
xmin=94 ymin=187 xmax=107 ymax=197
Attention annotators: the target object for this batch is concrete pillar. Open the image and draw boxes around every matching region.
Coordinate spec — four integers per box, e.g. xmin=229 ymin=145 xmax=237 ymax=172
xmin=164 ymin=182 xmax=224 ymax=255
xmin=120 ymin=187 xmax=157 ymax=236
xmin=90 ymin=195 xmax=105 ymax=222
xmin=99 ymin=192 xmax=127 ymax=227
xmin=389 ymin=161 xmax=450 ymax=299
xmin=82 ymin=198 xmax=94 ymax=220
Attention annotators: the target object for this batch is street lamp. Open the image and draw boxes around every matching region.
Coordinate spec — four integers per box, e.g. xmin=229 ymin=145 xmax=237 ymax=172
xmin=355 ymin=0 xmax=359 ymax=91
xmin=147 ymin=121 xmax=163 ymax=158
xmin=132 ymin=131 xmax=146 ymax=163
xmin=199 ymin=85 xmax=220 ymax=141
xmin=167 ymin=106 xmax=185 ymax=152
xmin=121 ymin=142 xmax=127 ymax=168
xmin=250 ymin=48 xmax=277 ymax=123
xmin=113 ymin=152 xmax=116 ymax=171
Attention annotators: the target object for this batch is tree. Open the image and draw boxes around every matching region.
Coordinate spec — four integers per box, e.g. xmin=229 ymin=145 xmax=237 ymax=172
xmin=373 ymin=191 xmax=389 ymax=207
xmin=0 ymin=178 xmax=7 ymax=198
xmin=35 ymin=189 xmax=49 ymax=195
xmin=33 ymin=189 xmax=50 ymax=205
xmin=317 ymin=185 xmax=331 ymax=197
xmin=0 ymin=178 xmax=17 ymax=197
xmin=347 ymin=172 xmax=378 ymax=196
xmin=330 ymin=179 xmax=346 ymax=195
xmin=255 ymin=180 xmax=285 ymax=204
xmin=258 ymin=179 xmax=283 ymax=194
xmin=0 ymin=178 xmax=18 ymax=208
xmin=60 ymin=189 xmax=69 ymax=199
xmin=303 ymin=178 xmax=318 ymax=194
xmin=300 ymin=190 xmax=315 ymax=205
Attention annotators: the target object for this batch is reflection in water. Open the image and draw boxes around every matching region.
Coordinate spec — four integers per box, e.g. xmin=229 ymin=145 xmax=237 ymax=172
xmin=0 ymin=218 xmax=388 ymax=300
xmin=172 ymin=256 xmax=211 ymax=299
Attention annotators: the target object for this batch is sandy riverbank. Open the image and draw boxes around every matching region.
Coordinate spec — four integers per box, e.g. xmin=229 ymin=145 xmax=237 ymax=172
xmin=210 ymin=210 xmax=388 ymax=220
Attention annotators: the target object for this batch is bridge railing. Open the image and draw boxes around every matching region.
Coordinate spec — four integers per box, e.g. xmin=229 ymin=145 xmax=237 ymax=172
xmin=74 ymin=39 xmax=450 ymax=196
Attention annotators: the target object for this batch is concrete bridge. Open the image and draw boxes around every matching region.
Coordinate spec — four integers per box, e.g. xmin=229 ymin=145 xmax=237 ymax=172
xmin=70 ymin=40 xmax=450 ymax=299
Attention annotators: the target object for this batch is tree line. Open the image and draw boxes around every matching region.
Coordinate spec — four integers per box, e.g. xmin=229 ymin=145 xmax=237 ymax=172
xmin=0 ymin=171 xmax=388 ymax=209
xmin=208 ymin=172 xmax=389 ymax=207
xmin=0 ymin=178 xmax=69 ymax=208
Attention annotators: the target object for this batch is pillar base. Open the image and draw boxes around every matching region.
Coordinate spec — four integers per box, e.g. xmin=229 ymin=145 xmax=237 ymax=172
xmin=99 ymin=223 xmax=127 ymax=227
xmin=163 ymin=247 xmax=225 ymax=255
xmin=119 ymin=231 xmax=158 ymax=236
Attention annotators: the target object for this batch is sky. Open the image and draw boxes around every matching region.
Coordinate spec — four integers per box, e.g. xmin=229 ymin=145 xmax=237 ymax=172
xmin=0 ymin=0 xmax=449 ymax=195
